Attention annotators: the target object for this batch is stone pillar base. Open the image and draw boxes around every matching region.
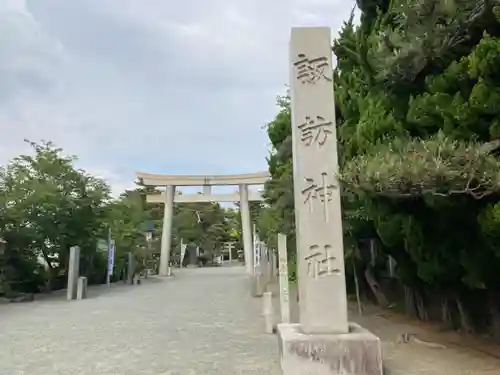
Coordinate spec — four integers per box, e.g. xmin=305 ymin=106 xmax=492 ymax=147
xmin=277 ymin=323 xmax=382 ymax=375
xmin=159 ymin=266 xmax=173 ymax=277
xmin=166 ymin=266 xmax=173 ymax=277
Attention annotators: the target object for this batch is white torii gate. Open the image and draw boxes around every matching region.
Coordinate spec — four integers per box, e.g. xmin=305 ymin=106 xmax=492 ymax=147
xmin=137 ymin=171 xmax=269 ymax=276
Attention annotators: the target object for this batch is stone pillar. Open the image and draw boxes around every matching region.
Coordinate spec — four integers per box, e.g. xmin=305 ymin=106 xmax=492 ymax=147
xmin=251 ymin=235 xmax=265 ymax=297
xmin=277 ymin=27 xmax=382 ymax=375
xmin=159 ymin=185 xmax=175 ymax=276
xmin=66 ymin=246 xmax=80 ymax=300
xmin=278 ymin=233 xmax=290 ymax=323
xmin=253 ymin=272 xmax=264 ymax=297
xmin=239 ymin=184 xmax=253 ymax=275
xmin=291 ymin=27 xmax=348 ymax=335
xmin=77 ymin=276 xmax=88 ymax=300
xmin=262 ymin=291 xmax=274 ymax=334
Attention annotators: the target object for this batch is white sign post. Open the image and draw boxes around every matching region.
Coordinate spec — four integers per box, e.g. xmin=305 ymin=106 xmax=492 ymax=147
xmin=278 ymin=233 xmax=290 ymax=323
xmin=107 ymin=239 xmax=115 ymax=286
xmin=180 ymin=238 xmax=186 ymax=268
xmin=253 ymin=230 xmax=261 ymax=277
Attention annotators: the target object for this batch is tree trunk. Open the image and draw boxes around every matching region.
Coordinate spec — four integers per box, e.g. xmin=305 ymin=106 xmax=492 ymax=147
xmin=40 ymin=249 xmax=54 ymax=292
xmin=404 ymin=286 xmax=417 ymax=316
xmin=0 ymin=268 xmax=11 ymax=296
xmin=87 ymin=253 xmax=94 ymax=279
xmin=364 ymin=266 xmax=389 ymax=308
xmin=456 ymin=297 xmax=473 ymax=334
xmin=489 ymin=293 xmax=500 ymax=342
xmin=441 ymin=297 xmax=453 ymax=328
xmin=414 ymin=290 xmax=428 ymax=321
xmin=352 ymin=257 xmax=363 ymax=316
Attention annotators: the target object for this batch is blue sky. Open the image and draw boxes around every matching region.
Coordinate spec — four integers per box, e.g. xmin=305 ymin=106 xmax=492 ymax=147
xmin=0 ymin=0 xmax=356 ymax=196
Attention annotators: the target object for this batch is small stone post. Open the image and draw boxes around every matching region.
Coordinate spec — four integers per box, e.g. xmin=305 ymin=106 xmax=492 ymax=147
xmin=66 ymin=246 xmax=80 ymax=300
xmin=278 ymin=233 xmax=290 ymax=323
xmin=253 ymin=262 xmax=264 ymax=297
xmin=255 ymin=242 xmax=268 ymax=297
xmin=76 ymin=276 xmax=88 ymax=300
xmin=262 ymin=291 xmax=274 ymax=334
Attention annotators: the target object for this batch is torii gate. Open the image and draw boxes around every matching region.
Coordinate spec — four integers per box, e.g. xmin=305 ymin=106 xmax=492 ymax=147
xmin=137 ymin=171 xmax=269 ymax=276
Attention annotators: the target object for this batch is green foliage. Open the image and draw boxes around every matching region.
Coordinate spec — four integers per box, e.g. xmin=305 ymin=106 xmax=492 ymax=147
xmin=337 ymin=0 xmax=500 ymax=334
xmin=259 ymin=95 xmax=297 ymax=266
xmin=171 ymin=202 xmax=239 ymax=256
xmin=0 ymin=140 xmax=111 ymax=292
xmin=341 ymin=133 xmax=500 ymax=198
xmin=104 ymin=190 xmax=151 ymax=279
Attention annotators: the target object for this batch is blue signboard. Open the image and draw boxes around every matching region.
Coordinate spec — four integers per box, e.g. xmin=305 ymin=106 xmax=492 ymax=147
xmin=146 ymin=220 xmax=155 ymax=232
xmin=140 ymin=220 xmax=155 ymax=233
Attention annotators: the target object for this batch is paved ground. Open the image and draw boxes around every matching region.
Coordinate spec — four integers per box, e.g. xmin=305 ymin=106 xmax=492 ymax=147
xmin=0 ymin=267 xmax=280 ymax=375
xmin=3 ymin=267 xmax=500 ymax=375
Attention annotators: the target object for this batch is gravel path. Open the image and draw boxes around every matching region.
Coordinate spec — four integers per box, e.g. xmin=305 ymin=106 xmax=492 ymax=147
xmin=353 ymin=309 xmax=500 ymax=375
xmin=0 ymin=266 xmax=281 ymax=375
xmin=4 ymin=267 xmax=497 ymax=375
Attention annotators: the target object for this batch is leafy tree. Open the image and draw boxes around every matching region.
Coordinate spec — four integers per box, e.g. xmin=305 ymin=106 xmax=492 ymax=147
xmin=259 ymin=95 xmax=298 ymax=278
xmin=171 ymin=202 xmax=239 ymax=259
xmin=334 ymin=0 xmax=500 ymax=335
xmin=0 ymin=140 xmax=110 ymax=293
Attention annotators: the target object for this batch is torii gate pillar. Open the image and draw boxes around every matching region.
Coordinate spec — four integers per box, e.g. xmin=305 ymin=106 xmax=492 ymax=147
xmin=159 ymin=185 xmax=175 ymax=276
xmin=239 ymin=184 xmax=254 ymax=275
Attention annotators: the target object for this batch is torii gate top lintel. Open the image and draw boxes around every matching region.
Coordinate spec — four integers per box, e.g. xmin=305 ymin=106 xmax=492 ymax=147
xmin=136 ymin=171 xmax=270 ymax=187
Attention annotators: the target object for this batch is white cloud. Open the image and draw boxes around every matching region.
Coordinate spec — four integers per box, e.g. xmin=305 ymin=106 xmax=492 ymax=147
xmin=0 ymin=0 xmax=357 ymax=196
